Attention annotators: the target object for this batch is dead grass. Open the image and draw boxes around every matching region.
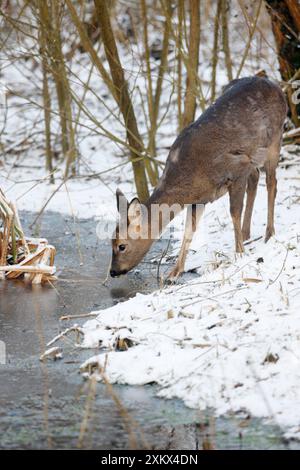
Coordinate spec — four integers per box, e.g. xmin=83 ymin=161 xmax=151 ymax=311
xmin=0 ymin=188 xmax=56 ymax=284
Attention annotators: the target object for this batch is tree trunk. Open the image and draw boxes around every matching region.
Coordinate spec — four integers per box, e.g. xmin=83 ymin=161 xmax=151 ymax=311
xmin=221 ymin=0 xmax=233 ymax=82
xmin=265 ymin=0 xmax=300 ymax=126
xmin=40 ymin=1 xmax=69 ymax=159
xmin=51 ymin=0 xmax=77 ymax=176
xmin=147 ymin=0 xmax=173 ymax=183
xmin=38 ymin=0 xmax=77 ymax=174
xmin=140 ymin=0 xmax=158 ymax=186
xmin=38 ymin=0 xmax=54 ymax=183
xmin=182 ymin=0 xmax=200 ymax=128
xmin=94 ymin=0 xmax=149 ymax=201
xmin=176 ymin=0 xmax=184 ymax=131
xmin=211 ymin=0 xmax=222 ymax=102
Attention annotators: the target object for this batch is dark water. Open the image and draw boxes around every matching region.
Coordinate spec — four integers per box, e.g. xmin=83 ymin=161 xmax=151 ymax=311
xmin=0 ymin=211 xmax=297 ymax=449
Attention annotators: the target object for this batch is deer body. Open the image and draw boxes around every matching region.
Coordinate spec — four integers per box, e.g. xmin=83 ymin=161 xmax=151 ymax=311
xmin=111 ymin=77 xmax=287 ymax=280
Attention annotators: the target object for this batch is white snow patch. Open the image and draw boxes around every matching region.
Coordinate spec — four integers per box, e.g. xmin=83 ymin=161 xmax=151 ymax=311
xmin=80 ymin=166 xmax=300 ymax=439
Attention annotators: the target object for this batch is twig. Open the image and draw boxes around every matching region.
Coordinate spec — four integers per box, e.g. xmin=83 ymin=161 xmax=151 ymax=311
xmin=243 ymin=235 xmax=263 ymax=246
xmin=29 ymin=179 xmax=66 ymax=229
xmin=60 ymin=312 xmax=99 ymax=321
xmin=46 ymin=325 xmax=83 ymax=347
xmin=268 ymin=246 xmax=289 ymax=286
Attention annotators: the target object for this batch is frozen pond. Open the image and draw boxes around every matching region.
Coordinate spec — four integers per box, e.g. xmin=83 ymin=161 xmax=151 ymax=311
xmin=0 ymin=211 xmax=296 ymax=449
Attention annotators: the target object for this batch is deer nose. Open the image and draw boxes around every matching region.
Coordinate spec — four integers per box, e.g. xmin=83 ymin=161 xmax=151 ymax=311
xmin=110 ymin=268 xmax=128 ymax=277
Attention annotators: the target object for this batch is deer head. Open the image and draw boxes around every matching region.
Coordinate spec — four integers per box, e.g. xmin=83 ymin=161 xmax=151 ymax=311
xmin=110 ymin=189 xmax=153 ymax=277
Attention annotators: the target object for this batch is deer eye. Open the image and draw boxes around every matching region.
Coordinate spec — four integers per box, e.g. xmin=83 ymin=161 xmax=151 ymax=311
xmin=118 ymin=244 xmax=126 ymax=252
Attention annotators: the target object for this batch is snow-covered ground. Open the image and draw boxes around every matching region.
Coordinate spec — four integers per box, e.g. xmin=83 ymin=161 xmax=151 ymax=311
xmin=1 ymin=2 xmax=300 ymax=442
xmin=0 ymin=2 xmax=280 ymax=220
xmin=79 ymin=155 xmax=300 ymax=441
xmin=2 ymin=128 xmax=300 ymax=440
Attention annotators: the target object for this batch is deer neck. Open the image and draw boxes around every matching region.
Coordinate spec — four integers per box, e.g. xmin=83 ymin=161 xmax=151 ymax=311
xmin=144 ymin=186 xmax=184 ymax=240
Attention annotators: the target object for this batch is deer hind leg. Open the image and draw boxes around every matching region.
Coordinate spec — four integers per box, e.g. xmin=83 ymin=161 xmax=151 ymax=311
xmin=242 ymin=167 xmax=260 ymax=241
xmin=167 ymin=204 xmax=204 ymax=282
xmin=265 ymin=140 xmax=280 ymax=242
xmin=229 ymin=177 xmax=247 ymax=253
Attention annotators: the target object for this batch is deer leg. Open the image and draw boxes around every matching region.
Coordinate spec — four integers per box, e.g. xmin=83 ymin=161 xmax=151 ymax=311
xmin=265 ymin=164 xmax=277 ymax=242
xmin=265 ymin=142 xmax=280 ymax=242
xmin=167 ymin=204 xmax=204 ymax=282
xmin=229 ymin=177 xmax=247 ymax=253
xmin=242 ymin=167 xmax=259 ymax=241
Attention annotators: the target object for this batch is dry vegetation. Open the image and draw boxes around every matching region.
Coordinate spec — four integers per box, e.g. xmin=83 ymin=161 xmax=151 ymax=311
xmin=0 ymin=188 xmax=56 ymax=283
xmin=0 ymin=1 xmax=299 ymax=449
xmin=0 ymin=1 xmax=299 ymax=198
xmin=0 ymin=0 xmax=299 ymax=278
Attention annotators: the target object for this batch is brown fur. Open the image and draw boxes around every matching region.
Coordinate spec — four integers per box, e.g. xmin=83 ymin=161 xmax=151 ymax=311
xmin=111 ymin=77 xmax=287 ymax=279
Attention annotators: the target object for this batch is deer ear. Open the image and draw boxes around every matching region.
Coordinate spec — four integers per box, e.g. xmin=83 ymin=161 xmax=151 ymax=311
xmin=116 ymin=188 xmax=128 ymax=213
xmin=128 ymin=197 xmax=142 ymax=224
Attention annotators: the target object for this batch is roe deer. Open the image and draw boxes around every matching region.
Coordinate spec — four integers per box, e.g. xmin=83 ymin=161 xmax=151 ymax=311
xmin=110 ymin=76 xmax=287 ymax=280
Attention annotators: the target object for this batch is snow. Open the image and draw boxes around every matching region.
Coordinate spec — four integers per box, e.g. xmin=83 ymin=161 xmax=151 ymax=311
xmin=1 ymin=74 xmax=300 ymax=441
xmin=1 ymin=3 xmax=300 ymax=441
xmin=80 ymin=161 xmax=300 ymax=440
xmin=0 ymin=3 xmax=280 ymax=221
xmin=0 ymin=145 xmax=129 ymax=220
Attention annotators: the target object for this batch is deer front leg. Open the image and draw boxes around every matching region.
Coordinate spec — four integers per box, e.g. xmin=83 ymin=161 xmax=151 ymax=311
xmin=167 ymin=204 xmax=204 ymax=282
xmin=229 ymin=177 xmax=247 ymax=253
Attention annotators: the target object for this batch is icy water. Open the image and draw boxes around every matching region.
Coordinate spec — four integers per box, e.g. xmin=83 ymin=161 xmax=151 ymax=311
xmin=0 ymin=211 xmax=297 ymax=450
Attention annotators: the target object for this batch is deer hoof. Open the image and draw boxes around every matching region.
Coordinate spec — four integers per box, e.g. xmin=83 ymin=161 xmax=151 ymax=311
xmin=165 ymin=267 xmax=182 ymax=284
xmin=236 ymin=243 xmax=245 ymax=254
xmin=242 ymin=229 xmax=250 ymax=241
xmin=265 ymin=227 xmax=275 ymax=243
